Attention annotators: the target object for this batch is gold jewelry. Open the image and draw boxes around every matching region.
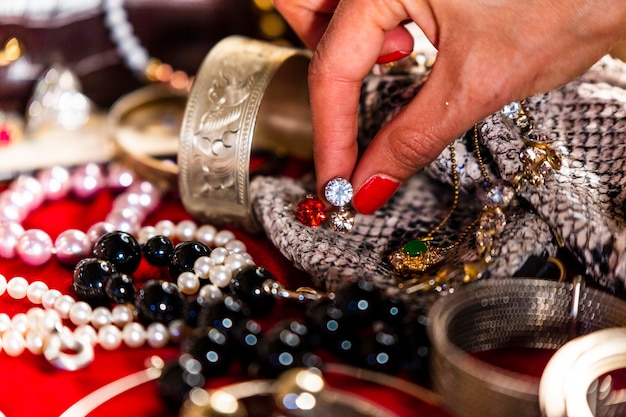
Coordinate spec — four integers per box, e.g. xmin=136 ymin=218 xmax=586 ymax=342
xmin=178 ymin=36 xmax=313 ymax=233
xmin=390 ymin=101 xmax=564 ymax=291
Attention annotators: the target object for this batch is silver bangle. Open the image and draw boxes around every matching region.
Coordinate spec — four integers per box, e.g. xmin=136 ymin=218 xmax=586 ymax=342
xmin=179 ymin=36 xmax=313 ymax=233
xmin=427 ymin=277 xmax=626 ymax=417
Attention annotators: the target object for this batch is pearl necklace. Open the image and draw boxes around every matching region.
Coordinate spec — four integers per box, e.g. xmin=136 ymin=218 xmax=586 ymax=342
xmin=0 ymin=162 xmax=162 ymax=266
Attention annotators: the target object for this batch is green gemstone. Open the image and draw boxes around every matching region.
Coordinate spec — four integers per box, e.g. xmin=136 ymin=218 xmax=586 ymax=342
xmin=402 ymin=240 xmax=428 ymax=257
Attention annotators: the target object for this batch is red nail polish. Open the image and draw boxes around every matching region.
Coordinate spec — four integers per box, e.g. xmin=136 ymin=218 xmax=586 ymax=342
xmin=376 ymin=50 xmax=411 ymax=64
xmin=352 ymin=175 xmax=400 ymax=215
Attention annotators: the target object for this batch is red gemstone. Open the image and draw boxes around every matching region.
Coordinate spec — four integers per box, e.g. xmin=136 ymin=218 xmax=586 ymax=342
xmin=296 ymin=195 xmax=327 ymax=227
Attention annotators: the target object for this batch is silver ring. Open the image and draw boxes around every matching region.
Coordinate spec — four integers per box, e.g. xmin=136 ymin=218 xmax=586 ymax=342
xmin=427 ymin=278 xmax=626 ymax=417
xmin=44 ymin=326 xmax=95 ymax=371
xmin=179 ymin=36 xmax=313 ymax=233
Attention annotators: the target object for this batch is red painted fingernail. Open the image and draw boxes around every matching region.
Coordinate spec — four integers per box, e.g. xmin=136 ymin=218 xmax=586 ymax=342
xmin=352 ymin=175 xmax=400 ymax=214
xmin=376 ymin=50 xmax=411 ymax=64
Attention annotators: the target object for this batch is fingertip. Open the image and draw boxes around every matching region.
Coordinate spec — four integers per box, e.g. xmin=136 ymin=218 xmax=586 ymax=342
xmin=352 ymin=174 xmax=401 ymax=214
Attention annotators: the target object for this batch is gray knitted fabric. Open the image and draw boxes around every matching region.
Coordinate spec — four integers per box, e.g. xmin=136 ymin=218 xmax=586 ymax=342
xmin=250 ymin=55 xmax=626 ymax=307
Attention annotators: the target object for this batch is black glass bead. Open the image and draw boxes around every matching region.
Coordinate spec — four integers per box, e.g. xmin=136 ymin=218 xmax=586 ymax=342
xmin=168 ymin=241 xmax=211 ymax=280
xmin=255 ymin=319 xmax=318 ymax=378
xmin=143 ymin=235 xmax=174 ymax=267
xmin=359 ymin=322 xmax=403 ymax=374
xmin=197 ymin=294 xmax=251 ymax=331
xmin=73 ymin=257 xmax=119 ymax=307
xmin=182 ymin=327 xmax=233 ymax=377
xmin=332 ymin=279 xmax=382 ymax=327
xmin=157 ymin=355 xmax=205 ymax=408
xmin=92 ymin=231 xmax=142 ymax=274
xmin=104 ymin=273 xmax=136 ymax=304
xmin=378 ymin=296 xmax=408 ymax=329
xmin=304 ymin=297 xmax=347 ymax=347
xmin=135 ymin=280 xmax=185 ymax=324
xmin=183 ymin=295 xmax=205 ymax=328
xmin=229 ymin=266 xmax=276 ymax=316
xmin=401 ymin=311 xmax=431 ymax=384
xmin=230 ymin=319 xmax=264 ymax=366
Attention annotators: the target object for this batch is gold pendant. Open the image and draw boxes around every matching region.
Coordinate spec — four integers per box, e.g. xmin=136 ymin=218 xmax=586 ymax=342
xmin=388 ymin=239 xmax=445 ymax=276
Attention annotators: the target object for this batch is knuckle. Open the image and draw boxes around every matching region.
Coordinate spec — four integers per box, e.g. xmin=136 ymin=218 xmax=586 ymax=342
xmin=386 ymin=129 xmax=447 ymax=172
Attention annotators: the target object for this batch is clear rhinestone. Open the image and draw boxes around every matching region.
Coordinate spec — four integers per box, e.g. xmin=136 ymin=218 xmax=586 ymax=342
xmin=515 ymin=115 xmax=531 ymax=131
xmin=501 ymin=102 xmax=521 ymax=119
xmin=329 ymin=206 xmax=355 ymax=233
xmin=324 ymin=177 xmax=353 ymax=207
xmin=486 ymin=184 xmax=515 ymax=208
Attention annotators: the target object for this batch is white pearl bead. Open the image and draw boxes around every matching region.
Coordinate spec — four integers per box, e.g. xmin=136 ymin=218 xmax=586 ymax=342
xmin=155 ymin=219 xmax=176 ymax=238
xmin=225 ymin=239 xmax=247 ymax=254
xmin=111 ymin=304 xmax=134 ymax=327
xmin=137 ymin=226 xmax=157 ymax=245
xmin=25 ymin=329 xmax=45 ymax=354
xmin=0 ymin=313 xmax=11 ymax=333
xmin=198 ymin=284 xmax=223 ymax=303
xmin=146 ymin=322 xmax=169 ymax=348
xmin=195 ymin=225 xmax=217 ymax=246
xmin=132 ymin=181 xmax=161 ymax=211
xmin=7 ymin=276 xmax=28 ymax=299
xmin=98 ymin=324 xmax=123 ymax=350
xmin=26 ymin=281 xmax=49 ymax=304
xmin=214 ymin=230 xmax=235 ymax=247
xmin=210 ymin=247 xmax=228 ymax=264
xmin=74 ymin=325 xmax=98 ymax=346
xmin=2 ymin=330 xmax=25 ymax=356
xmin=176 ymin=220 xmax=197 ymax=241
xmin=177 ymin=271 xmax=200 ymax=295
xmin=122 ymin=322 xmax=146 ymax=348
xmin=54 ymin=229 xmax=92 ymax=267
xmin=53 ymin=295 xmax=75 ymax=319
xmin=41 ymin=289 xmax=62 ymax=309
xmin=0 ymin=273 xmax=6 ymax=295
xmin=168 ymin=319 xmax=185 ymax=344
xmin=15 ymin=229 xmax=53 ymax=266
xmin=86 ymin=221 xmax=116 ymax=244
xmin=38 ymin=309 xmax=61 ymax=333
xmin=26 ymin=307 xmax=45 ymax=330
xmin=193 ymin=256 xmax=215 ymax=279
xmin=71 ymin=163 xmax=105 ymax=199
xmin=10 ymin=313 xmax=28 ymax=334
xmin=11 ymin=175 xmax=44 ymax=211
xmin=106 ymin=162 xmax=135 ymax=189
xmin=0 ymin=222 xmax=24 ymax=258
xmin=69 ymin=301 xmax=93 ymax=326
xmin=106 ymin=209 xmax=140 ymax=235
xmin=37 ymin=165 xmax=71 ymax=200
xmin=224 ymin=253 xmax=247 ymax=272
xmin=208 ymin=265 xmax=232 ymax=288
xmin=91 ymin=306 xmax=112 ymax=329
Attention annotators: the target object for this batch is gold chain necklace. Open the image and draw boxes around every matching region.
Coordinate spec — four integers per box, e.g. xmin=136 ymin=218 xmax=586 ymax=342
xmin=389 ymin=101 xmax=563 ymax=292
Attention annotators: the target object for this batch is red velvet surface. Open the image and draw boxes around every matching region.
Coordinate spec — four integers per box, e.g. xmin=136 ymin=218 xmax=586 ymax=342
xmin=0 ymin=182 xmax=465 ymax=417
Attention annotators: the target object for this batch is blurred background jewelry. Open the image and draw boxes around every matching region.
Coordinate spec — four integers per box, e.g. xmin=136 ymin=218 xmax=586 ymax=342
xmin=102 ymin=0 xmax=192 ymax=91
xmin=179 ymin=36 xmax=313 ymax=233
xmin=108 ymin=84 xmax=186 ymax=191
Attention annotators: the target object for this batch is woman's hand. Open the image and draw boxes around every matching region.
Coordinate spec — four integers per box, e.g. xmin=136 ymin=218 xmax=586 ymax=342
xmin=275 ymin=0 xmax=626 ymax=214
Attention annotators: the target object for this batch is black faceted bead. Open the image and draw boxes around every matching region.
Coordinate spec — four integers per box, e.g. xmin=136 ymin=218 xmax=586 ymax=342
xmin=168 ymin=241 xmax=211 ymax=280
xmin=92 ymin=231 xmax=142 ymax=274
xmin=230 ymin=266 xmax=276 ymax=316
xmin=157 ymin=355 xmax=205 ymax=408
xmin=183 ymin=327 xmax=232 ymax=377
xmin=73 ymin=257 xmax=119 ymax=307
xmin=378 ymin=296 xmax=408 ymax=329
xmin=333 ymin=280 xmax=382 ymax=326
xmin=255 ymin=319 xmax=318 ymax=377
xmin=143 ymin=235 xmax=174 ymax=267
xmin=230 ymin=319 xmax=263 ymax=365
xmin=135 ymin=280 xmax=185 ymax=324
xmin=105 ymin=273 xmax=136 ymax=304
xmin=197 ymin=294 xmax=251 ymax=331
xmin=359 ymin=323 xmax=403 ymax=374
xmin=304 ymin=297 xmax=347 ymax=347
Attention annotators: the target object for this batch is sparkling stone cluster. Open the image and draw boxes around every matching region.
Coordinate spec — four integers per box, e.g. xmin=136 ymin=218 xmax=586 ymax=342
xmin=501 ymin=101 xmax=562 ymax=188
xmin=295 ymin=177 xmax=356 ymax=233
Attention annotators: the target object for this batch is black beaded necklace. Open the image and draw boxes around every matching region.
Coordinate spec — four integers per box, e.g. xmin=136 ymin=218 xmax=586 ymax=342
xmin=72 ymin=230 xmax=432 ymax=410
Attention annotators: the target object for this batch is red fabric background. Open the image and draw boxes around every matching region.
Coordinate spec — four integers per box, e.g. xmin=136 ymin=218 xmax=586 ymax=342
xmin=0 ymin=183 xmax=466 ymax=417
